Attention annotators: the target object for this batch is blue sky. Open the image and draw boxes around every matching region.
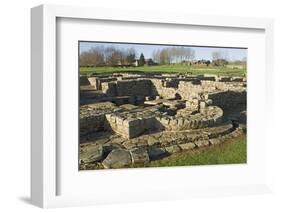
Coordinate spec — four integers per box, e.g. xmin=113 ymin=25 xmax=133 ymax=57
xmin=79 ymin=41 xmax=247 ymax=61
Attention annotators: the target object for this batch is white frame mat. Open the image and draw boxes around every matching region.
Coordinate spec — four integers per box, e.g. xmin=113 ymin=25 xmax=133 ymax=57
xmin=31 ymin=4 xmax=274 ymax=208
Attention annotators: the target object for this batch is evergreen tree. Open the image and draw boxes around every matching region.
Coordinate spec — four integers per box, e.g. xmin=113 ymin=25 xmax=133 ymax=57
xmin=139 ymin=53 xmax=145 ymax=66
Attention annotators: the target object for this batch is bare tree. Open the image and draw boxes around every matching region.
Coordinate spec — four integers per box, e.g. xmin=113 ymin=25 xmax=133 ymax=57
xmin=159 ymin=48 xmax=171 ymax=64
xmin=212 ymin=50 xmax=229 ymax=67
xmin=212 ymin=51 xmax=221 ymax=61
xmin=184 ymin=48 xmax=195 ymax=63
xmin=125 ymin=48 xmax=136 ymax=65
xmin=79 ymin=47 xmax=105 ymax=67
xmin=104 ymin=46 xmax=126 ymax=66
xmin=152 ymin=47 xmax=195 ymax=65
xmin=152 ymin=50 xmax=161 ymax=63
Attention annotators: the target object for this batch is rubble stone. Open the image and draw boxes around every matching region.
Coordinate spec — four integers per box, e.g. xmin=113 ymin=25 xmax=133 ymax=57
xmin=102 ymin=149 xmax=132 ymax=169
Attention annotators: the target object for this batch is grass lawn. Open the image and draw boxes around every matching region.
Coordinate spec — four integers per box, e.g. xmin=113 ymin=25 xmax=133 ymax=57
xmin=80 ymin=64 xmax=246 ymax=77
xmin=144 ymin=134 xmax=247 ymax=168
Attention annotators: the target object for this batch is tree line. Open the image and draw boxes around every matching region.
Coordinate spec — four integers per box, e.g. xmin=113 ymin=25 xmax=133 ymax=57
xmin=79 ymin=46 xmax=197 ymax=67
xmin=79 ymin=46 xmax=138 ymax=67
xmin=211 ymin=51 xmax=246 ymax=67
xmin=79 ymin=45 xmax=246 ymax=68
xmin=152 ymin=47 xmax=195 ymax=65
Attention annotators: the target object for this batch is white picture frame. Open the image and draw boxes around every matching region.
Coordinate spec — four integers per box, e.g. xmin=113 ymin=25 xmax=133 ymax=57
xmin=31 ymin=4 xmax=274 ymax=208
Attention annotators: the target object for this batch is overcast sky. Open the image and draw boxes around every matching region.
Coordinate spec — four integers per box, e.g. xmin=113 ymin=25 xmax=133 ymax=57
xmin=79 ymin=41 xmax=247 ymax=61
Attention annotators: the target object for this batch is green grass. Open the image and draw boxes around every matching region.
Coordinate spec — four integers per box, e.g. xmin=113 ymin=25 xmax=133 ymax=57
xmin=80 ymin=64 xmax=246 ymax=77
xmin=145 ymin=135 xmax=247 ymax=168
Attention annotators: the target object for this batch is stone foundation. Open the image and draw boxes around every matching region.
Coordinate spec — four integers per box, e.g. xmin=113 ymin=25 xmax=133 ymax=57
xmin=80 ymin=122 xmax=245 ymax=169
xmin=79 ymin=73 xmax=247 ymax=169
xmin=79 ymin=102 xmax=117 ymax=136
xmin=105 ymin=107 xmax=161 ymax=139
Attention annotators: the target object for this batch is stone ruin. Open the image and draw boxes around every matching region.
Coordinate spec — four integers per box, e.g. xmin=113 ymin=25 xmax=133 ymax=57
xmin=79 ymin=73 xmax=246 ymax=169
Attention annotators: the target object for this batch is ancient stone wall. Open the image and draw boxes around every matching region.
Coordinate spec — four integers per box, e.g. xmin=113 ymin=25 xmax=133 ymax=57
xmin=150 ymin=79 xmax=178 ymax=99
xmin=86 ymin=76 xmax=118 ymax=90
xmin=150 ymin=80 xmax=245 ymax=100
xmin=104 ymin=105 xmax=223 ymax=139
xmin=101 ymin=79 xmax=154 ymax=99
xmin=95 ymin=77 xmax=246 ymax=105
xmin=101 ymin=82 xmax=117 ymax=97
xmin=208 ymin=90 xmax=246 ymax=112
xmin=105 ymin=113 xmax=159 ymax=139
xmin=80 ymin=114 xmax=105 ymax=136
xmin=79 ymin=102 xmax=117 ymax=136
xmin=116 ymin=79 xmax=153 ymax=96
xmin=98 ymin=78 xmax=117 ymax=90
xmin=177 ymin=80 xmax=246 ymax=99
xmin=80 ymin=76 xmax=90 ymax=86
xmin=157 ymin=106 xmax=223 ymax=131
xmin=87 ymin=77 xmax=98 ymax=89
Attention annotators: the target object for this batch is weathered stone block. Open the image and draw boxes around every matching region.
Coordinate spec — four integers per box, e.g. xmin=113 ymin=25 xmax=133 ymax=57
xmin=128 ymin=126 xmax=143 ymax=139
xmin=179 ymin=143 xmax=196 ymax=150
xmin=123 ymin=118 xmax=140 ymax=127
xmin=214 ymin=116 xmax=223 ymax=124
xmin=201 ymin=118 xmax=208 ymax=128
xmin=170 ymin=119 xmax=178 ymax=126
xmin=200 ymin=101 xmax=206 ymax=109
xmin=130 ymin=148 xmax=149 ymax=164
xmin=165 ymin=145 xmax=181 ymax=154
xmin=209 ymin=138 xmax=221 ymax=145
xmin=116 ymin=117 xmax=124 ymax=126
xmin=148 ymin=147 xmax=167 ymax=160
xmin=183 ymin=119 xmax=191 ymax=128
xmin=161 ymin=117 xmax=170 ymax=125
xmin=137 ymin=117 xmax=144 ymax=125
xmin=122 ymin=141 xmax=137 ymax=149
xmin=195 ymin=140 xmax=209 ymax=147
xmin=206 ymin=99 xmax=213 ymax=106
xmin=147 ymin=137 xmax=159 ymax=146
xmin=177 ymin=118 xmax=184 ymax=126
xmin=208 ymin=118 xmax=214 ymax=127
xmin=105 ymin=114 xmax=111 ymax=120
xmin=204 ymin=93 xmax=209 ymax=100
xmin=102 ymin=143 xmax=122 ymax=155
xmin=80 ymin=145 xmax=104 ymax=164
xmin=192 ymin=119 xmax=198 ymax=128
xmin=80 ymin=76 xmax=91 ymax=86
xmin=102 ymin=149 xmax=132 ymax=169
xmin=144 ymin=117 xmax=156 ymax=127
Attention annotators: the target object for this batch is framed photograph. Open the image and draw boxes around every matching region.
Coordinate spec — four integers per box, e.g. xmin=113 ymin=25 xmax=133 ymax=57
xmin=31 ymin=4 xmax=274 ymax=208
